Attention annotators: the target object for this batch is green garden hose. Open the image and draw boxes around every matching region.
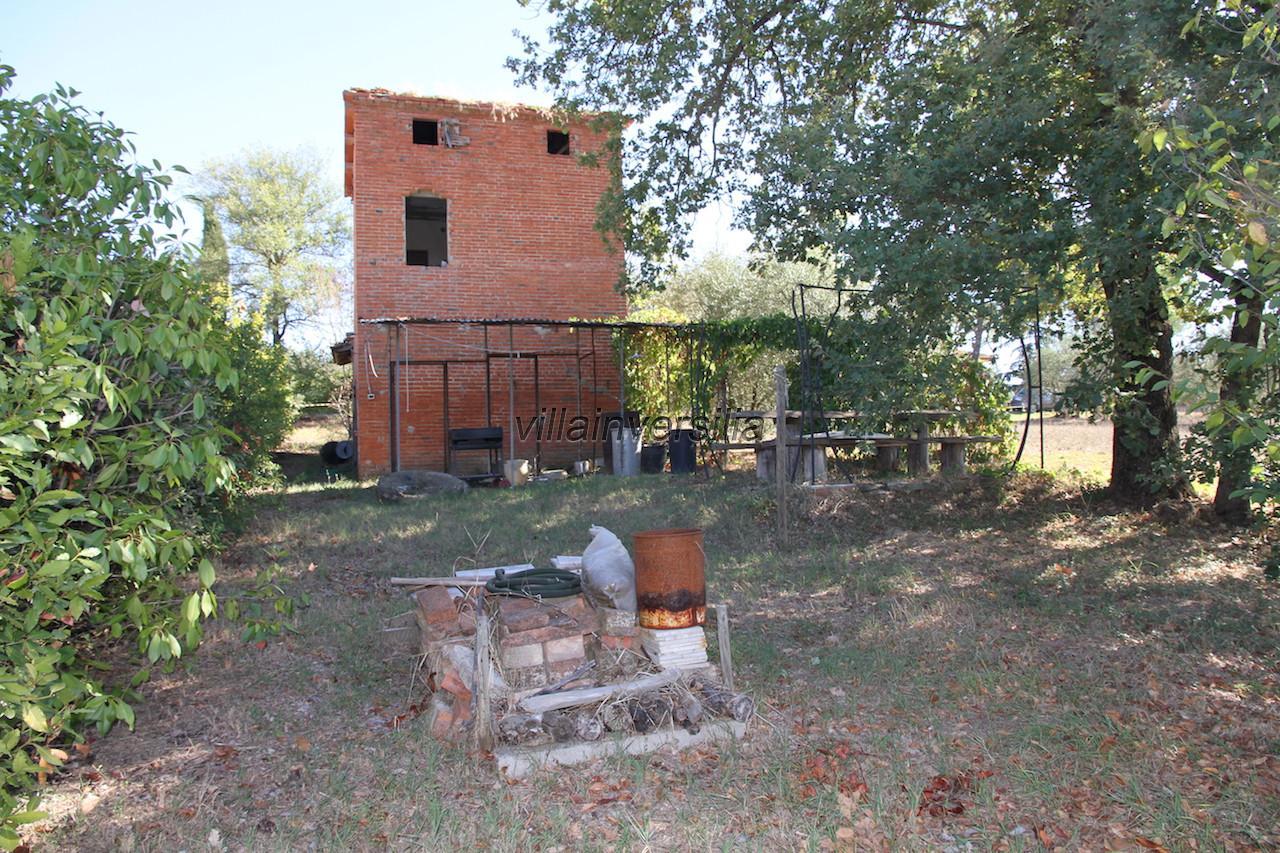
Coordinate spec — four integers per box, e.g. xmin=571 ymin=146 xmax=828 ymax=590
xmin=484 ymin=566 xmax=582 ymax=599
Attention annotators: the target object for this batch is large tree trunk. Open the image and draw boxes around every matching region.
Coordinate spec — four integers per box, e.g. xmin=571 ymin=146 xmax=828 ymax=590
xmin=1213 ymin=275 xmax=1264 ymax=524
xmin=1083 ymin=108 xmax=1190 ymax=506
xmin=1101 ymin=254 xmax=1189 ymax=504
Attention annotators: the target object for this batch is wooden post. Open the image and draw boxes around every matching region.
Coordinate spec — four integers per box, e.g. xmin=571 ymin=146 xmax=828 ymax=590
xmin=717 ymin=375 xmax=729 ymax=469
xmin=908 ymin=420 xmax=930 ymax=476
xmin=715 ymin=603 xmax=735 ymax=692
xmin=774 ymin=365 xmax=788 ymax=545
xmin=473 ymin=605 xmax=494 ymax=752
xmin=940 ymin=439 xmax=966 ymax=475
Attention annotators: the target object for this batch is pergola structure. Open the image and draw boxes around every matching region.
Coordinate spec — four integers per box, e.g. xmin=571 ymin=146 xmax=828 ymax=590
xmin=356 ymin=315 xmax=705 ymax=476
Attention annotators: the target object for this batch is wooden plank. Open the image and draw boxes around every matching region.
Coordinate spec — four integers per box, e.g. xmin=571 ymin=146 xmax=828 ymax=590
xmin=517 ymin=669 xmax=682 ymax=714
xmin=715 ymin=603 xmax=735 ymax=692
xmin=473 ymin=606 xmax=494 ymax=751
xmin=495 ymin=720 xmax=747 ymax=780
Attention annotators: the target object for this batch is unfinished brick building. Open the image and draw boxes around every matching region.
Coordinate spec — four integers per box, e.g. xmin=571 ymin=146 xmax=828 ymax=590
xmin=342 ymin=89 xmax=627 ymax=478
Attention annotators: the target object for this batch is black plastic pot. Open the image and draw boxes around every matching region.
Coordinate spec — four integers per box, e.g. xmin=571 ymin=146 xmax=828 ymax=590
xmin=668 ymin=429 xmax=697 ymax=474
xmin=640 ymin=443 xmax=667 ymax=474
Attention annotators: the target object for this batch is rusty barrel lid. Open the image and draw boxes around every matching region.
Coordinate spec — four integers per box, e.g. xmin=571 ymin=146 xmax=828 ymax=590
xmin=632 ymin=527 xmax=706 ymax=630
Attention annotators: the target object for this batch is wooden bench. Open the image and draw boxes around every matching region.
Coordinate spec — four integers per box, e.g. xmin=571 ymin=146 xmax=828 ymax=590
xmin=876 ymin=435 xmax=1000 ymax=476
xmin=448 ymin=427 xmax=503 ymax=482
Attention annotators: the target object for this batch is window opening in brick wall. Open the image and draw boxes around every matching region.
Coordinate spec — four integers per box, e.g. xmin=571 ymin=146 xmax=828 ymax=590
xmin=406 ymin=196 xmax=447 ymax=267
xmin=413 ymin=119 xmax=439 ymax=145
xmin=546 ymin=130 xmax=571 ymax=155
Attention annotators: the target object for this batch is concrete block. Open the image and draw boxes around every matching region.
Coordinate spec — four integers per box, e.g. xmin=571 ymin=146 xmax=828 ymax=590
xmin=543 ymin=635 xmax=586 ymax=663
xmin=502 ymin=642 xmax=544 ymax=670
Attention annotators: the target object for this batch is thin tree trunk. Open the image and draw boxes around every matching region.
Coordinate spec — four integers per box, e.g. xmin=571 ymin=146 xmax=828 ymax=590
xmin=1213 ymin=275 xmax=1264 ymax=524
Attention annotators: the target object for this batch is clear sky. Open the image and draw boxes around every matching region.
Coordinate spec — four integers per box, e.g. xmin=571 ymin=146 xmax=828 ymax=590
xmin=4 ymin=0 xmax=750 ymax=254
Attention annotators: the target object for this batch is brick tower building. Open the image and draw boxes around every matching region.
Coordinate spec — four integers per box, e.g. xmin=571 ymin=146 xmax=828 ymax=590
xmin=343 ymin=89 xmax=627 ymax=478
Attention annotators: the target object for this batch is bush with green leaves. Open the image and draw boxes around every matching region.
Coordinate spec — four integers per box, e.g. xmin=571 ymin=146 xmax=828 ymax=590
xmin=287 ymin=346 xmax=346 ymax=407
xmin=0 ymin=67 xmax=241 ymax=844
xmin=216 ymin=317 xmax=296 ymax=486
xmin=1150 ymin=3 xmax=1280 ymax=528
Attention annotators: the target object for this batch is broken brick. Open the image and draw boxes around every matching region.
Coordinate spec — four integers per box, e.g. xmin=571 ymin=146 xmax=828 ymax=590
xmin=440 ymin=670 xmax=472 ymax=703
xmin=497 ymin=597 xmax=552 ymax=633
xmin=500 ymin=622 xmax=583 ymax=648
xmin=429 ymin=698 xmax=454 ymax=740
xmin=415 ymin=587 xmax=458 ymax=625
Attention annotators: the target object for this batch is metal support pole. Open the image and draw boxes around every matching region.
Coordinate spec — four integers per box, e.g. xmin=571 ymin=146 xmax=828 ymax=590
xmin=591 ymin=327 xmax=599 ymax=457
xmin=442 ymin=363 xmax=451 ymax=473
xmin=533 ymin=354 xmax=541 ymax=471
xmin=508 ymin=325 xmax=516 ymax=461
xmin=619 ymin=328 xmax=627 ymax=422
xmin=1035 ymin=293 xmax=1045 ymax=469
xmin=484 ymin=324 xmax=492 ymax=427
xmin=390 ymin=361 xmax=400 ymax=472
xmin=774 ymin=365 xmax=789 ymax=546
xmin=575 ymin=329 xmax=584 ymax=463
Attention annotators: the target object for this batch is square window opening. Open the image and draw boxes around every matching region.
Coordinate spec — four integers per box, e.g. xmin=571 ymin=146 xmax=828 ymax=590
xmin=546 ymin=130 xmax=571 ymax=156
xmin=413 ymin=119 xmax=439 ymax=145
xmin=406 ymin=196 xmax=447 ymax=267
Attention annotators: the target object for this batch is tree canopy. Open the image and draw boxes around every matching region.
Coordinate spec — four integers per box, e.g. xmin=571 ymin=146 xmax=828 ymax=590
xmin=515 ymin=0 xmax=1280 ymax=506
xmin=197 ymin=149 xmax=350 ymax=347
xmin=0 ymin=66 xmax=240 ymax=840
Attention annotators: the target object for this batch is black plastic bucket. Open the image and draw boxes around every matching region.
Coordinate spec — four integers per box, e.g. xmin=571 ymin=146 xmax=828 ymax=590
xmin=640 ymin=443 xmax=666 ymax=474
xmin=668 ymin=429 xmax=697 ymax=474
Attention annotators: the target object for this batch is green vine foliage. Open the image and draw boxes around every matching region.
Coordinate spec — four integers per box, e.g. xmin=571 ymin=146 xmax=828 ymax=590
xmin=617 ymin=307 xmax=1011 ymax=456
xmin=0 ymin=67 xmax=241 ymax=842
xmin=1153 ymin=2 xmax=1280 ymax=527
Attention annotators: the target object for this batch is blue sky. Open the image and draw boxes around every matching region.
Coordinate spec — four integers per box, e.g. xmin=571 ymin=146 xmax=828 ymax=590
xmin=4 ymin=0 xmax=749 ymax=254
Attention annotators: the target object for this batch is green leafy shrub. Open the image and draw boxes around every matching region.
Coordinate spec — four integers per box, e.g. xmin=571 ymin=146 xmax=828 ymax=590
xmin=217 ymin=318 xmax=296 ymax=487
xmin=0 ymin=68 xmax=241 ymax=844
xmin=287 ymin=347 xmax=346 ymax=407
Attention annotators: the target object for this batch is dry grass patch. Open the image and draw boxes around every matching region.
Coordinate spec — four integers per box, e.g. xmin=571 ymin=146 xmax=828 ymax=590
xmin=24 ymin=471 xmax=1280 ymax=851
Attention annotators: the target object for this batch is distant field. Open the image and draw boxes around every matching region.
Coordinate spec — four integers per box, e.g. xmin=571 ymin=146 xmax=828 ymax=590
xmin=1016 ymin=415 xmax=1213 ymax=496
xmin=1015 ymin=415 xmax=1113 ymax=481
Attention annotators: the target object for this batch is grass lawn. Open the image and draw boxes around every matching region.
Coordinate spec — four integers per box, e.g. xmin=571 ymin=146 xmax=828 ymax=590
xmin=29 ymin=464 xmax=1279 ymax=851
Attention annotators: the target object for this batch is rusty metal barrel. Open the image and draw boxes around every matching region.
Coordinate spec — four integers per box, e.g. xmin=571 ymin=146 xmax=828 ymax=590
xmin=632 ymin=528 xmax=706 ymax=629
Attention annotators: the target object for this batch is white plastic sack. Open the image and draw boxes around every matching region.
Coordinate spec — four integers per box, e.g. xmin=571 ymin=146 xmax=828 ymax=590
xmin=581 ymin=524 xmax=637 ymax=611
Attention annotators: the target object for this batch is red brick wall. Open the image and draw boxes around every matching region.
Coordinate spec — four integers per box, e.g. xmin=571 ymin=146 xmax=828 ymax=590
xmin=344 ymin=91 xmax=628 ymax=477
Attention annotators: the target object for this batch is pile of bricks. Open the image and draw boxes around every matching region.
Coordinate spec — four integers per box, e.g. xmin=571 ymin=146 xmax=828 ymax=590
xmin=414 ymin=585 xmax=477 ymax=644
xmin=497 ymin=596 xmax=595 ymax=691
xmin=414 ymin=585 xmax=668 ymax=743
xmin=415 ymin=586 xmax=479 ymax=740
xmin=597 ymin=606 xmax=639 ymax=652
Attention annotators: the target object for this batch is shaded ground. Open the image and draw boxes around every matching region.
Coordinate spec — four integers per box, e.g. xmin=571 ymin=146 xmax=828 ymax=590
xmin=26 ymin=470 xmax=1279 ymax=851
